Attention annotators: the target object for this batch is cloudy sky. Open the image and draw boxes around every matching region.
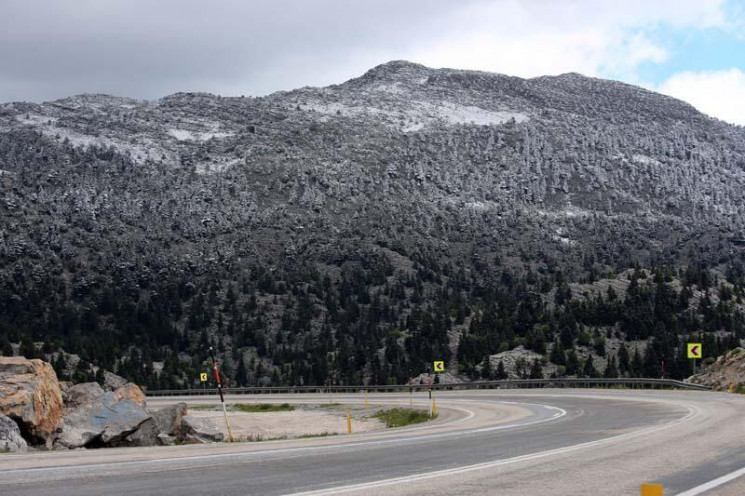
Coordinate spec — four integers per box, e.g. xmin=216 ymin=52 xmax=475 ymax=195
xmin=1 ymin=0 xmax=744 ymax=124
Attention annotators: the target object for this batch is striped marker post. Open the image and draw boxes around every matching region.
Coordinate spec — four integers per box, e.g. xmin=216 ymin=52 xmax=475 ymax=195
xmin=209 ymin=346 xmax=234 ymax=442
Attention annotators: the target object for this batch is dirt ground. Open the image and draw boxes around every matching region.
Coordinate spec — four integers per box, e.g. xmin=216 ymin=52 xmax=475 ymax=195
xmin=187 ymin=404 xmax=388 ymax=441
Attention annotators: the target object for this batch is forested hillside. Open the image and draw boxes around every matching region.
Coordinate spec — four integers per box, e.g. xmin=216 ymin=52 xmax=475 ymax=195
xmin=2 ymin=61 xmax=745 ymax=388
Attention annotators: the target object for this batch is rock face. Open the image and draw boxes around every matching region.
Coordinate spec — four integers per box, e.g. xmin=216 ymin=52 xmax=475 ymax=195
xmin=65 ymin=382 xmax=105 ymax=409
xmin=55 ymin=384 xmax=150 ymax=448
xmin=0 ymin=357 xmax=64 ymax=446
xmin=0 ymin=412 xmax=28 ymax=453
xmin=690 ymin=348 xmax=745 ymax=391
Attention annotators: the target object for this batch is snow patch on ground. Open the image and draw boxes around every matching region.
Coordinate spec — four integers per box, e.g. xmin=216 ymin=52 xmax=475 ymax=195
xmin=15 ymin=113 xmax=57 ymax=126
xmin=195 ymin=158 xmax=242 ymax=175
xmin=41 ymin=126 xmax=170 ymax=165
xmin=303 ymin=98 xmax=528 ymax=132
xmin=631 ymin=154 xmax=661 ymax=166
xmin=168 ymin=128 xmax=234 ymax=142
xmin=422 ymin=101 xmax=527 ymax=127
xmin=465 ymin=200 xmax=492 ymax=211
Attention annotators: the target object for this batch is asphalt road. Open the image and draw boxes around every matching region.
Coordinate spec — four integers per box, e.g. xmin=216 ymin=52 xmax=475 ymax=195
xmin=1 ymin=389 xmax=744 ymax=495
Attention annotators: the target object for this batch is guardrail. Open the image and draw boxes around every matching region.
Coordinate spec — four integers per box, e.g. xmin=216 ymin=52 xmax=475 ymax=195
xmin=144 ymin=378 xmax=712 ymax=396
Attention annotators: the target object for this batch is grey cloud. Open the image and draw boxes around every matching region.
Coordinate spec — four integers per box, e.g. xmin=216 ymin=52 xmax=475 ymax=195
xmin=0 ymin=0 xmax=480 ymax=102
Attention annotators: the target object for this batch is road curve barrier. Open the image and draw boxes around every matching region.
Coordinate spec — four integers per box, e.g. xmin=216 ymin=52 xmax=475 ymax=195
xmin=144 ymin=378 xmax=713 ymax=397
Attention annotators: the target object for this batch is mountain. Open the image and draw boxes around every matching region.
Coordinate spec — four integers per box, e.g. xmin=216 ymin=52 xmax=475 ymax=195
xmin=1 ymin=60 xmax=745 ymax=388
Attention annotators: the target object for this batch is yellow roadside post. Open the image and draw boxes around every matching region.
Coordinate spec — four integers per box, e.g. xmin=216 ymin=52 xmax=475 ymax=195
xmin=432 ymin=398 xmax=437 ymax=417
xmin=641 ymin=483 xmax=663 ymax=495
xmin=364 ymin=389 xmax=369 ymax=411
xmin=731 ymin=381 xmax=735 ymax=394
xmin=346 ymin=406 xmax=352 ymax=435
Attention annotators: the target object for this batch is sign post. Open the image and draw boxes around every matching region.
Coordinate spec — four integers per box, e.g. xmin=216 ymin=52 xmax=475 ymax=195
xmin=687 ymin=343 xmax=702 ymax=376
xmin=209 ymin=346 xmax=234 ymax=442
xmin=431 ymin=361 xmax=444 ymax=417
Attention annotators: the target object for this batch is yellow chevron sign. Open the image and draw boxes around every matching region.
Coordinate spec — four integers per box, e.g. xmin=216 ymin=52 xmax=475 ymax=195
xmin=687 ymin=343 xmax=702 ymax=359
xmin=200 ymin=372 xmax=208 ymax=382
xmin=433 ymin=361 xmax=445 ymax=373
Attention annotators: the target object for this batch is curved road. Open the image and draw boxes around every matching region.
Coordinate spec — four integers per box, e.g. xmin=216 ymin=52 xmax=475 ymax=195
xmin=1 ymin=390 xmax=744 ymax=495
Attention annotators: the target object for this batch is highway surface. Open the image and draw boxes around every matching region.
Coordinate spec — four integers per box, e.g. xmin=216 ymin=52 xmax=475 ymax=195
xmin=1 ymin=389 xmax=744 ymax=495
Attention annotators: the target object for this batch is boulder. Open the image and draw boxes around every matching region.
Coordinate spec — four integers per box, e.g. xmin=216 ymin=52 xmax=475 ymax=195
xmin=0 ymin=413 xmax=28 ymax=453
xmin=113 ymin=382 xmax=147 ymax=407
xmin=55 ymin=384 xmax=151 ymax=448
xmin=182 ymin=415 xmax=224 ymax=443
xmin=65 ymin=382 xmax=105 ymax=409
xmin=118 ymin=417 xmax=159 ymax=447
xmin=102 ymin=370 xmax=128 ymax=392
xmin=0 ymin=357 xmax=64 ymax=446
xmin=157 ymin=433 xmax=176 ymax=446
xmin=151 ymin=402 xmax=188 ymax=439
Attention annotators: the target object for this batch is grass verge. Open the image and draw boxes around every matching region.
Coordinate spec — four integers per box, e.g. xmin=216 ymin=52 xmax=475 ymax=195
xmin=372 ymin=408 xmax=434 ymax=428
xmin=298 ymin=431 xmax=338 ymax=439
xmin=190 ymin=403 xmax=295 ymax=412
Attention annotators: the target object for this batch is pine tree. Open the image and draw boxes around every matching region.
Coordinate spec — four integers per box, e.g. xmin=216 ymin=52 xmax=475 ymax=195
xmin=643 ymin=342 xmax=661 ymax=378
xmin=19 ymin=336 xmax=36 ymax=359
xmin=53 ymin=353 xmax=67 ymax=379
xmin=582 ymin=354 xmax=598 ymax=378
xmin=1 ymin=337 xmax=13 ymax=357
xmin=549 ymin=340 xmax=566 ymax=365
xmin=481 ymin=356 xmax=492 ymax=380
xmin=566 ymin=349 xmax=580 ymax=376
xmin=496 ymin=360 xmax=508 ymax=380
xmin=236 ymin=357 xmax=248 ymax=387
xmin=603 ymin=355 xmax=619 ymax=378
xmin=529 ymin=358 xmax=544 ymax=379
xmin=618 ymin=343 xmax=630 ymax=376
xmin=631 ymin=347 xmax=643 ymax=377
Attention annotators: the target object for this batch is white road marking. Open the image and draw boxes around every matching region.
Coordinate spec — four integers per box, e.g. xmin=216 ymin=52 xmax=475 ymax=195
xmin=0 ymin=401 xmax=563 ymax=483
xmin=676 ymin=466 xmax=745 ymax=495
xmin=285 ymin=404 xmax=699 ymax=496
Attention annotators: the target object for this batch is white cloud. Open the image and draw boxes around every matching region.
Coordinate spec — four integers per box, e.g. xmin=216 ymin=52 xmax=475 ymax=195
xmin=656 ymin=69 xmax=745 ymax=125
xmin=404 ymin=0 xmax=726 ymax=81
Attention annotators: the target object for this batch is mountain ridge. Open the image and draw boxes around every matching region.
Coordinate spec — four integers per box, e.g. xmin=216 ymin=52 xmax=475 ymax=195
xmin=1 ymin=60 xmax=745 ymax=388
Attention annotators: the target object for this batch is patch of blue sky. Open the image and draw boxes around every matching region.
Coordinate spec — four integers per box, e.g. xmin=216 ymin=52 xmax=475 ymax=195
xmin=631 ymin=27 xmax=745 ymax=85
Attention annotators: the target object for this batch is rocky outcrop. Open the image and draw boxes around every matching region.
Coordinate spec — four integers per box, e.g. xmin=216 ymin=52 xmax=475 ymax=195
xmin=55 ymin=384 xmax=151 ymax=448
xmin=65 ymin=382 xmax=105 ymax=409
xmin=0 ymin=413 xmax=28 ymax=453
xmin=690 ymin=348 xmax=745 ymax=391
xmin=0 ymin=357 xmax=64 ymax=446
